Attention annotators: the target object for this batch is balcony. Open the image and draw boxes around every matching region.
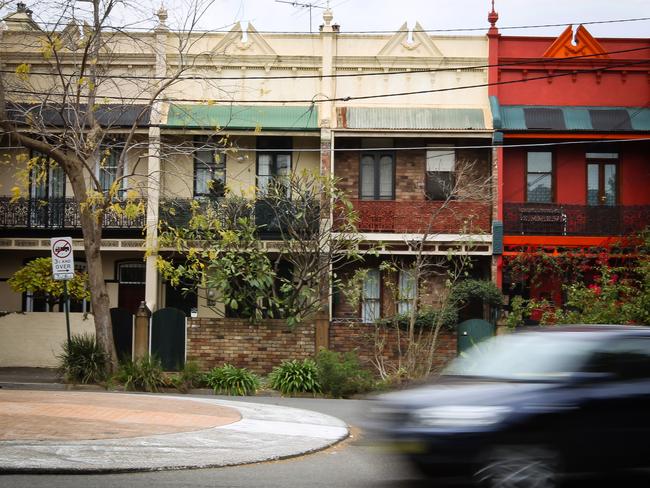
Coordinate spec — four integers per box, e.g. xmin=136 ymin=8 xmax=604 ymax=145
xmin=504 ymin=203 xmax=650 ymax=236
xmin=0 ymin=197 xmax=146 ymax=236
xmin=159 ymin=198 xmax=319 ymax=240
xmin=348 ymin=199 xmax=491 ymax=234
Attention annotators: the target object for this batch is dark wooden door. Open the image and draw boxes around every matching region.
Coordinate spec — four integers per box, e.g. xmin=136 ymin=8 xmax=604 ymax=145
xmin=118 ymin=284 xmax=145 ymax=315
xmin=110 ymin=307 xmax=133 ymax=362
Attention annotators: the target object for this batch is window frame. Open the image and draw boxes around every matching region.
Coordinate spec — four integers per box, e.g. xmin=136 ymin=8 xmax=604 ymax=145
xmin=425 ymin=147 xmax=456 ymax=201
xmin=97 ymin=143 xmax=126 ymax=198
xmin=193 ymin=138 xmax=226 ymax=198
xmin=525 ymin=150 xmax=555 ymax=204
xmin=585 ymin=152 xmax=619 ymax=207
xmin=397 ymin=269 xmax=417 ymax=316
xmin=359 ymin=151 xmax=395 ymax=201
xmin=361 ymin=268 xmax=381 ymax=323
xmin=256 ymin=137 xmax=292 ymax=198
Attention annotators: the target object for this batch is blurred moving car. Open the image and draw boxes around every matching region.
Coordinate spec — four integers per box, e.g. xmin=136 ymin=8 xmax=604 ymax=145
xmin=370 ymin=325 xmax=650 ymax=487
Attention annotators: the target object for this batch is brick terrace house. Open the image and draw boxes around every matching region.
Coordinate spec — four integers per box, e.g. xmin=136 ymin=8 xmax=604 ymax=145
xmin=487 ymin=5 xmax=650 ymax=305
xmin=0 ymin=4 xmax=494 ymax=371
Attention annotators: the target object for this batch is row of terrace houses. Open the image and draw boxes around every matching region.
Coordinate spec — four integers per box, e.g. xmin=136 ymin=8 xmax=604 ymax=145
xmin=0 ymin=3 xmax=647 ymax=368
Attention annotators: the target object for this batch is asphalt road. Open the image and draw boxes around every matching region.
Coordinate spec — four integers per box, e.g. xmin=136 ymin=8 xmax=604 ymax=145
xmin=0 ymin=395 xmax=428 ymax=488
xmin=2 ymin=395 xmax=649 ymax=488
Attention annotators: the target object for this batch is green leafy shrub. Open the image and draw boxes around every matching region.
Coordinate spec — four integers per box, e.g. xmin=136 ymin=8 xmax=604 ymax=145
xmin=204 ymin=364 xmax=259 ymax=396
xmin=269 ymin=359 xmax=321 ymax=396
xmin=58 ymin=333 xmax=107 ymax=384
xmin=114 ymin=355 xmax=164 ymax=392
xmin=315 ymin=349 xmax=375 ymax=398
xmin=168 ymin=361 xmax=205 ymax=393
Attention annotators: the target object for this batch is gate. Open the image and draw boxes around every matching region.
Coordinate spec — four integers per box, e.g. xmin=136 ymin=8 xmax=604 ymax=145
xmin=151 ymin=307 xmax=186 ymax=371
xmin=110 ymin=307 xmax=133 ymax=361
xmin=457 ymin=319 xmax=495 ymax=354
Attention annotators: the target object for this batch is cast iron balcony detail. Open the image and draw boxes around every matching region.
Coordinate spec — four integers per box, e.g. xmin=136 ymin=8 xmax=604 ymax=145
xmin=159 ymin=198 xmax=319 ymax=240
xmin=0 ymin=197 xmax=146 ymax=233
xmin=347 ymin=199 xmax=492 ymax=234
xmin=503 ymin=203 xmax=650 ymax=236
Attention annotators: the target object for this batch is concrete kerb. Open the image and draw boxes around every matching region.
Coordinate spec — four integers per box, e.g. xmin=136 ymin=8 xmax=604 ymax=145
xmin=0 ymin=392 xmax=350 ymax=474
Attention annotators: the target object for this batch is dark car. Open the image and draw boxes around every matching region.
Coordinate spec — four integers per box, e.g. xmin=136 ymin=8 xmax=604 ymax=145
xmin=370 ymin=325 xmax=650 ymax=487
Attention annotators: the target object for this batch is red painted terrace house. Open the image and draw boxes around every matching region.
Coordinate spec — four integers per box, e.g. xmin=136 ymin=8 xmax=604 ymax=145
xmin=487 ymin=5 xmax=650 ymax=308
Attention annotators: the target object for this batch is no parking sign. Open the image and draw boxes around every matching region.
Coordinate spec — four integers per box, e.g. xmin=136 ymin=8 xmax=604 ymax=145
xmin=51 ymin=237 xmax=75 ymax=280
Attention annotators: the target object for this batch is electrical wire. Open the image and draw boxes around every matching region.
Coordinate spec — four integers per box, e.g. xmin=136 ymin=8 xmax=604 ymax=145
xmin=22 ymin=15 xmax=650 ymax=34
xmin=0 ymin=46 xmax=647 ymax=82
xmin=3 ymin=59 xmax=647 ymax=105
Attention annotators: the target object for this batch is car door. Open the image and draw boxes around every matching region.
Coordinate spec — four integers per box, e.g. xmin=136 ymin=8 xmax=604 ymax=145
xmin=577 ymin=336 xmax=650 ymax=470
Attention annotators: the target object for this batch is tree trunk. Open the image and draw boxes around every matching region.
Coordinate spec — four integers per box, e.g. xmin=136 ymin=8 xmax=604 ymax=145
xmin=80 ymin=209 xmax=118 ymax=372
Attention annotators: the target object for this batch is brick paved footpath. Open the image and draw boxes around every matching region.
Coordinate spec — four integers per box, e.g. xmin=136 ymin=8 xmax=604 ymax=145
xmin=0 ymin=390 xmax=241 ymax=441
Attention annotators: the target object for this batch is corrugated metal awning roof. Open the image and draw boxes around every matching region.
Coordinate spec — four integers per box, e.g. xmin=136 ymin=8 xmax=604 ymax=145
xmin=165 ymin=104 xmax=319 ymax=131
xmin=338 ymin=107 xmax=487 ymax=130
xmin=5 ymin=103 xmax=151 ymax=128
xmin=497 ymin=103 xmax=650 ymax=132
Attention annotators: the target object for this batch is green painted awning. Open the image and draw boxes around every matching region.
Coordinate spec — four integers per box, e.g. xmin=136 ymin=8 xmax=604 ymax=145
xmin=165 ymin=104 xmax=319 ymax=131
xmin=490 ymin=97 xmax=650 ymax=132
xmin=339 ymin=107 xmax=487 ymax=130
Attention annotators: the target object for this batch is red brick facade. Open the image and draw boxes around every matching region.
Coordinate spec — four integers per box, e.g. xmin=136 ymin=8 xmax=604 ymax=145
xmin=186 ymin=317 xmax=458 ymax=375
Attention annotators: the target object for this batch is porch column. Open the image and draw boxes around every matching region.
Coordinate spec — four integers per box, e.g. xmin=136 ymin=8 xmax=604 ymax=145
xmin=144 ymin=7 xmax=168 ymax=312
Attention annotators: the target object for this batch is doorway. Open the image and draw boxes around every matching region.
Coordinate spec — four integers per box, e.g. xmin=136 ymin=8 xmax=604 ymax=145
xmin=117 ymin=261 xmax=146 ymax=314
xmin=587 ymin=153 xmax=619 ymax=234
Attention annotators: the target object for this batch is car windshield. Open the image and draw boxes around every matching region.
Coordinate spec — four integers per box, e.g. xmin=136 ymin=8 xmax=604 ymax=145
xmin=444 ymin=332 xmax=600 ymax=380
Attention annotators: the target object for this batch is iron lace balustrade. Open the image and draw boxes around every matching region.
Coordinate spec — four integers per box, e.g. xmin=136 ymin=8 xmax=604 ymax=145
xmin=159 ymin=198 xmax=319 ymax=239
xmin=0 ymin=197 xmax=146 ymax=234
xmin=503 ymin=202 xmax=650 ymax=236
xmin=346 ymin=199 xmax=491 ymax=234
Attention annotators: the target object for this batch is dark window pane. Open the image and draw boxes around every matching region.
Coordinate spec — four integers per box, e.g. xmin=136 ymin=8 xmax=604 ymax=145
xmin=527 ymin=174 xmax=552 ymax=203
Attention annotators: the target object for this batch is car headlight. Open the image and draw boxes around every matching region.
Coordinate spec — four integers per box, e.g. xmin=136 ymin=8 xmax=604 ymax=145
xmin=413 ymin=405 xmax=511 ymax=427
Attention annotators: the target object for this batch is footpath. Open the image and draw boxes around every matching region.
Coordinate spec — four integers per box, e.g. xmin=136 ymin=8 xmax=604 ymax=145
xmin=0 ymin=368 xmax=349 ymax=474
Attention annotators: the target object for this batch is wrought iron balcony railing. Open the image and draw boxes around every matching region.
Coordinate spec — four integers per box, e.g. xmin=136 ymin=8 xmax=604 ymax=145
xmin=503 ymin=202 xmax=650 ymax=236
xmin=159 ymin=198 xmax=319 ymax=239
xmin=347 ymin=199 xmax=491 ymax=234
xmin=0 ymin=197 xmax=146 ymax=232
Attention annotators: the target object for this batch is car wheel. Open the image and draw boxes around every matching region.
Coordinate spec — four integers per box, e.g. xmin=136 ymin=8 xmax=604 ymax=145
xmin=474 ymin=445 xmax=560 ymax=488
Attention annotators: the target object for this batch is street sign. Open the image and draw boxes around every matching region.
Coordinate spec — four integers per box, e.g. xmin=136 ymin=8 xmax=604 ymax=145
xmin=51 ymin=237 xmax=75 ymax=280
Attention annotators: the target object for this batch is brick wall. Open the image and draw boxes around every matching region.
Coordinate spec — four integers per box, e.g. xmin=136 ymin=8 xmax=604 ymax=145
xmin=329 ymin=321 xmax=458 ymax=374
xmin=186 ymin=318 xmax=315 ymax=374
xmin=186 ymin=316 xmax=458 ymax=375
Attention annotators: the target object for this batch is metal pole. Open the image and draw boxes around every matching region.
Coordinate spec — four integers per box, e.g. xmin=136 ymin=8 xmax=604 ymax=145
xmin=64 ymin=279 xmax=71 ymax=347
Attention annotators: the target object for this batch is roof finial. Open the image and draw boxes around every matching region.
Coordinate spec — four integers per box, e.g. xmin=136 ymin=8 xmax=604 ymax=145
xmin=488 ymin=0 xmax=499 ymax=28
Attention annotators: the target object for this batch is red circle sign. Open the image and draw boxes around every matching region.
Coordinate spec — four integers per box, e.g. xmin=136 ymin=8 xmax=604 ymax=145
xmin=52 ymin=239 xmax=72 ymax=258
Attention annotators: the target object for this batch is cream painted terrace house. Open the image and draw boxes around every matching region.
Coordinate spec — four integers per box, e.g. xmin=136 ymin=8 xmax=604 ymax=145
xmin=0 ymin=4 xmax=493 ymax=367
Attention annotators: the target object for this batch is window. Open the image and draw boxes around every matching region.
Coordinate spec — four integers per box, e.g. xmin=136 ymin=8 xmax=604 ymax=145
xmin=397 ymin=269 xmax=417 ymax=315
xmin=257 ymin=137 xmax=291 ymax=197
xmin=360 ymin=152 xmax=394 ymax=200
xmin=362 ymin=268 xmax=381 ymax=323
xmin=194 ymin=140 xmax=226 ymax=198
xmin=117 ymin=262 xmax=146 ymax=284
xmin=426 ymin=148 xmax=456 ymax=200
xmin=526 ymin=152 xmax=553 ymax=203
xmin=29 ymin=151 xmax=65 ymax=227
xmin=98 ymin=144 xmax=125 ymax=197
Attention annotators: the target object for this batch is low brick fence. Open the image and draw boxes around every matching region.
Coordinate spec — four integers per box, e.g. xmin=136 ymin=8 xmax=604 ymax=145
xmin=186 ymin=317 xmax=458 ymax=375
xmin=329 ymin=322 xmax=458 ymax=374
xmin=186 ymin=318 xmax=315 ymax=374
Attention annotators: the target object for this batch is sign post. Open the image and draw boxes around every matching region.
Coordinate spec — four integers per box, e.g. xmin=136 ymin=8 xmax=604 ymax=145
xmin=51 ymin=237 xmax=75 ymax=347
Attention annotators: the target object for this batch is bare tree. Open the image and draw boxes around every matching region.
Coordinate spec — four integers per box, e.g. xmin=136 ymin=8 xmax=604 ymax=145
xmin=0 ymin=0 xmax=217 ymax=371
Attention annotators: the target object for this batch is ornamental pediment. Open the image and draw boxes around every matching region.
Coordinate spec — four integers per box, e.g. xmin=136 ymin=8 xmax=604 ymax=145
xmin=543 ymin=25 xmax=608 ymax=59
xmin=211 ymin=22 xmax=277 ymax=57
xmin=377 ymin=22 xmax=443 ymax=58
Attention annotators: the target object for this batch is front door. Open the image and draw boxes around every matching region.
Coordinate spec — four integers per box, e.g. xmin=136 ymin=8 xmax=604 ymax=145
xmin=587 ymin=156 xmax=619 ymax=234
